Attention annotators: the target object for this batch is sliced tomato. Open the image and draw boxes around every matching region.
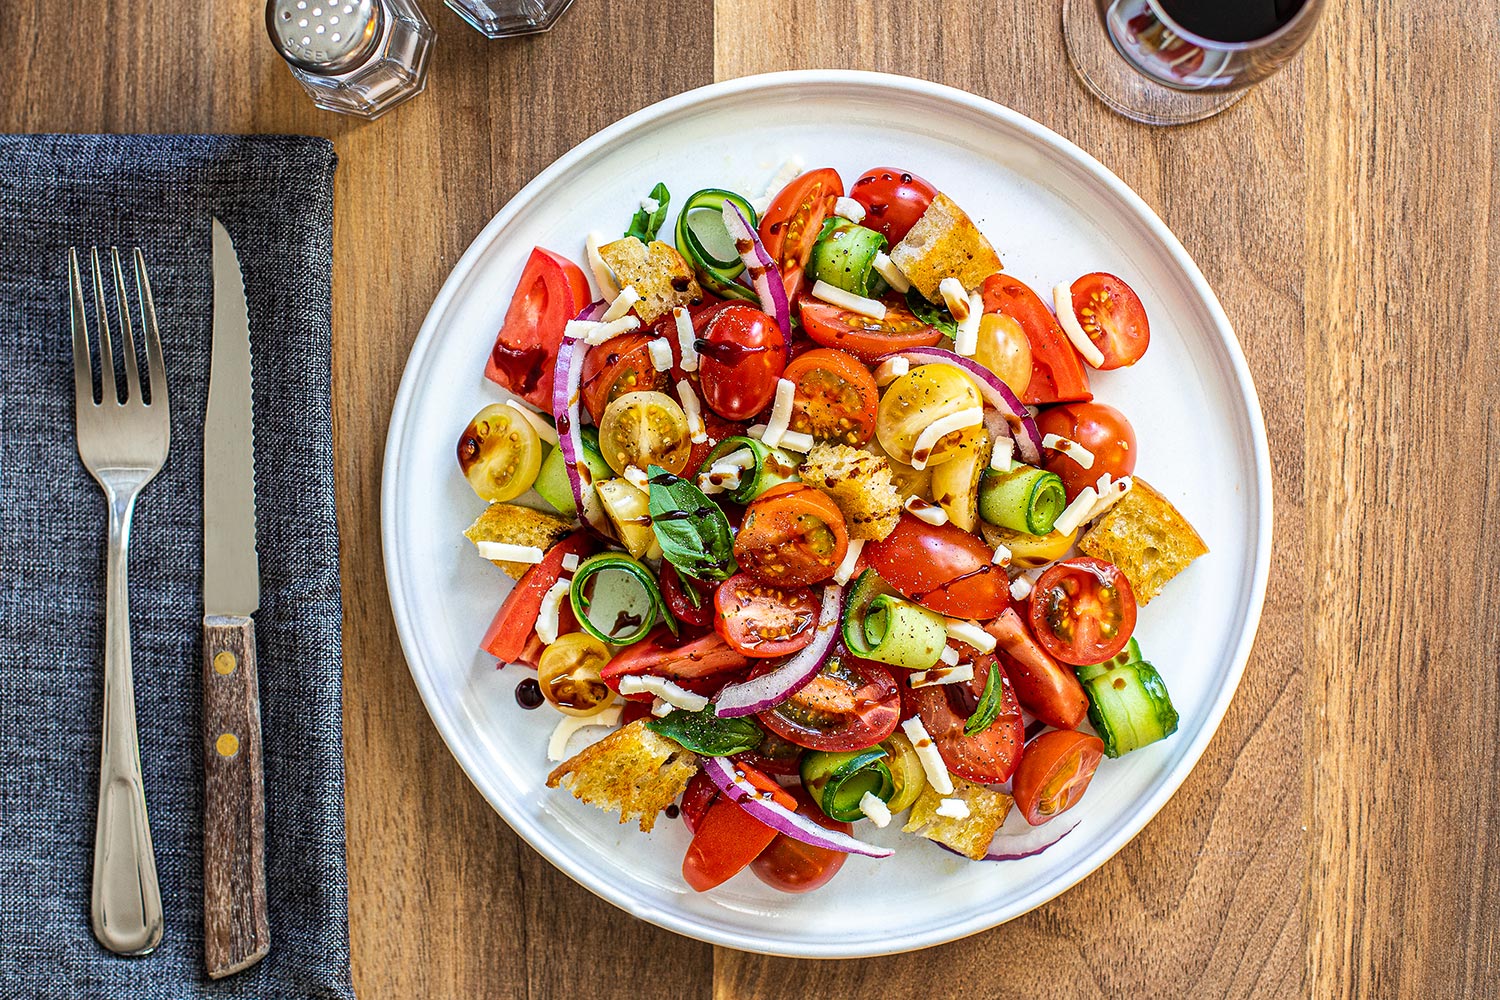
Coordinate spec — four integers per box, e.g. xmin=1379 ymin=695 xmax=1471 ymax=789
xmin=733 ymin=482 xmax=849 ymax=588
xmin=863 ymin=513 xmax=1011 ymax=618
xmin=1012 ymin=729 xmax=1105 ymax=826
xmin=479 ymin=531 xmax=596 ymax=663
xmin=983 ymin=609 xmax=1089 ymax=730
xmin=1035 ymin=402 xmax=1138 ymax=501
xmin=849 ymin=167 xmax=937 ymax=244
xmin=601 ymin=627 xmax=751 ymax=700
xmin=580 ymin=332 xmax=671 ymax=424
xmin=904 ymin=651 xmax=1025 ymax=783
xmin=798 ymin=295 xmax=942 ymax=363
xmin=697 ymin=303 xmax=787 ymax=420
xmin=759 ymin=167 xmax=843 ymax=302
xmin=758 ymin=647 xmax=900 ymax=752
xmin=1028 ymin=557 xmax=1138 ymax=666
xmin=981 ymin=273 xmax=1092 ymax=406
xmin=484 ymin=247 xmax=591 ymax=408
xmin=783 ymin=347 xmax=879 ymax=446
xmin=750 ymin=787 xmax=851 ymax=893
xmin=682 ymin=761 xmax=795 ymax=892
xmin=1070 ymin=273 xmax=1149 ymax=370
xmin=713 ymin=573 xmax=820 ymax=658
xmin=660 ymin=565 xmax=714 ymax=630
xmin=680 ymin=770 xmax=719 ymax=834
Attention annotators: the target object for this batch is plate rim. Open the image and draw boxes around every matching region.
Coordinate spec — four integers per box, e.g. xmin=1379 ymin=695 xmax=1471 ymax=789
xmin=381 ymin=68 xmax=1274 ymax=957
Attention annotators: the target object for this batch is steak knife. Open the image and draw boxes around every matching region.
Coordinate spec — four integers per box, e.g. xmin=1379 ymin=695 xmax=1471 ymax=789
xmin=202 ymin=218 xmax=270 ymax=978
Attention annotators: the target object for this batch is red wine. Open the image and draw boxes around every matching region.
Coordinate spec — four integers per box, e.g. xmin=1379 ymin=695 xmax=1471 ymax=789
xmin=1156 ymin=0 xmax=1306 ymax=43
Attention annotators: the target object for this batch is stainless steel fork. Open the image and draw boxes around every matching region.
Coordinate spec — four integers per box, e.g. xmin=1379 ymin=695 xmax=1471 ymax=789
xmin=69 ymin=247 xmax=170 ymax=956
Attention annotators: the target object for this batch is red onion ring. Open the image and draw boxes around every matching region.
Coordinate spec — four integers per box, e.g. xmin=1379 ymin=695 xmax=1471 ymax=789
xmin=721 ymin=202 xmax=792 ymax=352
xmin=712 ymin=585 xmax=843 ymax=718
xmin=980 ymin=816 xmax=1081 ymax=861
xmin=701 ymin=755 xmax=893 ymax=858
xmin=879 ymin=346 xmax=1043 ymax=465
xmin=551 ymin=300 xmax=610 ymax=534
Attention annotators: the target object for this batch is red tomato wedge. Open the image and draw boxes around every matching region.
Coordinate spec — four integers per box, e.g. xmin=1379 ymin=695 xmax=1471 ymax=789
xmin=759 ymin=168 xmax=843 ymax=302
xmin=981 ymin=273 xmax=1092 ymax=406
xmin=601 ymin=627 xmax=751 ymax=699
xmin=983 ymin=609 xmax=1089 ymax=730
xmin=758 ymin=647 xmax=900 ymax=751
xmin=903 ymin=651 xmax=1025 ymax=783
xmin=682 ymin=761 xmax=794 ymax=892
xmin=862 ymin=513 xmax=1011 ymax=618
xmin=1035 ymin=402 xmax=1138 ymax=502
xmin=479 ymin=531 xmax=596 ymax=663
xmin=783 ymin=348 xmax=879 ymax=446
xmin=1028 ymin=557 xmax=1138 ymax=666
xmin=849 ymin=167 xmax=937 ymax=244
xmin=713 ymin=573 xmax=821 ymax=658
xmin=1070 ymin=273 xmax=1150 ymax=370
xmin=798 ymin=295 xmax=942 ymax=363
xmin=1011 ymin=730 xmax=1105 ymax=826
xmin=579 ymin=331 xmax=672 ymax=424
xmin=484 ymin=247 xmax=591 ymax=408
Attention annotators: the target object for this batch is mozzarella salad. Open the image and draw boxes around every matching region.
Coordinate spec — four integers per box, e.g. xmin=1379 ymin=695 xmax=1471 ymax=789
xmin=455 ymin=163 xmax=1207 ymax=893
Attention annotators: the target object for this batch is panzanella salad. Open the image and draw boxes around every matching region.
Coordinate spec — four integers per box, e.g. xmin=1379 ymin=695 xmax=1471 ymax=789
xmin=456 ymin=164 xmax=1208 ymax=893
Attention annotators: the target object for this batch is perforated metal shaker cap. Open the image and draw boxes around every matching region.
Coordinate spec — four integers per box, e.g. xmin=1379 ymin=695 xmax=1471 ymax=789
xmin=266 ymin=0 xmax=383 ymax=75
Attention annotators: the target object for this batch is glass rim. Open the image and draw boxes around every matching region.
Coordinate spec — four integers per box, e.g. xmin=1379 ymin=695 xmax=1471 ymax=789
xmin=1143 ymin=0 xmax=1321 ymax=52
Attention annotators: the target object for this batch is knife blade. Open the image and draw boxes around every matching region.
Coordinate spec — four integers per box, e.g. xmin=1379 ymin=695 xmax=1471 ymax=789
xmin=202 ymin=218 xmax=270 ymax=979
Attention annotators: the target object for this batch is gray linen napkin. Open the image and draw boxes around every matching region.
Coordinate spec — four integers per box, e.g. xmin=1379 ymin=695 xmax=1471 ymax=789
xmin=0 ymin=135 xmax=353 ymax=999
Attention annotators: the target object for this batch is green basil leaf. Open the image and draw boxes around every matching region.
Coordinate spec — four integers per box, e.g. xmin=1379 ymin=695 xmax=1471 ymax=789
xmin=625 ymin=182 xmax=671 ymax=242
xmin=907 ymin=286 xmax=958 ymax=336
xmin=964 ymin=662 xmax=1003 ymax=735
xmin=672 ymin=564 xmax=703 ymax=609
xmin=647 ymin=705 xmax=762 ymax=756
xmin=647 ymin=465 xmax=738 ymax=582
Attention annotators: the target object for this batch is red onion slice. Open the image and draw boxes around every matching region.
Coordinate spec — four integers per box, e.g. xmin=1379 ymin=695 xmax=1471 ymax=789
xmin=701 ymin=755 xmax=893 ymax=858
xmin=712 ymin=585 xmax=843 ymax=718
xmin=721 ymin=202 xmax=792 ymax=350
xmin=880 ymin=346 xmax=1043 ymax=465
xmin=552 ymin=300 xmax=610 ymax=534
xmin=980 ymin=815 xmax=1081 ymax=861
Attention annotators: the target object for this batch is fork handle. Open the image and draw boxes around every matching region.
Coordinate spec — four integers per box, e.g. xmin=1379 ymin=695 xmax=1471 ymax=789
xmin=202 ymin=615 xmax=270 ymax=978
xmin=92 ymin=490 xmax=164 ymax=956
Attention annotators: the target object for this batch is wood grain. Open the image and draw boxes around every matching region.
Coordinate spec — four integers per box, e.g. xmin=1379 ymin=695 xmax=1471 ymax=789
xmin=3 ymin=0 xmax=1498 ymax=996
xmin=202 ymin=615 xmax=270 ymax=979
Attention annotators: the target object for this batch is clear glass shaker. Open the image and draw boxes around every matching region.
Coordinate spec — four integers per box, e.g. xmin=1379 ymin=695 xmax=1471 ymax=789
xmin=266 ymin=0 xmax=434 ymax=120
xmin=445 ymin=0 xmax=576 ymax=38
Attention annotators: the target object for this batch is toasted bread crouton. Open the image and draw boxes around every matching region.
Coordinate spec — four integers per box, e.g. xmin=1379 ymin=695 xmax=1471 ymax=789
xmin=464 ymin=502 xmax=571 ymax=578
xmin=799 ymin=443 xmax=902 ymax=541
xmin=598 ymin=237 xmax=704 ymax=323
xmin=546 ymin=720 xmax=699 ymax=832
xmin=865 ymin=437 xmax=932 ymax=500
xmin=888 ymin=193 xmax=1003 ymax=302
xmin=1077 ymin=478 xmax=1208 ymax=605
xmin=903 ymin=777 xmax=1013 ymax=861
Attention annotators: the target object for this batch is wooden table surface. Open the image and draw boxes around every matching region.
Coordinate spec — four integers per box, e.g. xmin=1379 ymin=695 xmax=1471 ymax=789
xmin=7 ymin=1 xmax=1498 ymax=996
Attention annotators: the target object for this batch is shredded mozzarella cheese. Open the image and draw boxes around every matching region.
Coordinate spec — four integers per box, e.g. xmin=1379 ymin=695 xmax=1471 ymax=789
xmin=910 ymin=407 xmax=983 ymax=471
xmin=953 ymin=291 xmax=983 ymax=356
xmin=640 ymin=196 xmax=660 ymax=213
xmin=650 ymin=698 xmax=674 ymax=718
xmin=647 ymin=337 xmax=674 ymax=372
xmin=1088 ymin=476 xmax=1134 ymax=520
xmin=585 ymin=231 xmax=620 ymax=299
xmin=1009 ymin=575 xmax=1034 ymax=601
xmin=1041 ymin=433 xmax=1096 ymax=470
xmin=938 ymin=277 xmax=970 ymax=319
xmin=991 ymin=543 xmax=1012 ymax=566
xmin=778 ymin=430 xmax=815 ymax=453
xmin=547 ymin=705 xmax=623 ymax=762
xmin=561 ymin=553 xmax=580 ymax=572
xmin=935 ymin=798 xmax=971 ymax=820
xmin=873 ymin=356 xmax=911 ymax=387
xmin=1053 ymin=282 xmax=1106 ymax=368
xmin=834 ymin=196 xmax=866 ymax=223
xmin=503 ymin=399 xmax=559 ymax=446
xmin=676 ymin=378 xmax=708 ymax=444
xmin=760 ymin=378 xmax=797 ymax=447
xmin=833 ymin=538 xmax=866 ymax=586
xmin=623 ymin=465 xmax=649 ymax=491
xmin=859 ymin=791 xmax=893 ymax=828
xmin=909 ymin=663 xmax=976 ymax=688
xmin=905 ymin=496 xmax=949 ymax=526
xmin=810 ymin=279 xmax=887 ymax=319
xmin=901 ymin=717 xmax=954 ymax=795
xmin=602 ymin=284 xmax=640 ymax=322
xmin=945 ymin=620 xmax=997 ymax=653
xmin=476 ymin=542 xmax=545 ymax=564
xmin=616 ymin=674 xmax=709 ymax=712
xmin=674 ymin=307 xmax=699 ymax=372
xmin=1052 ymin=486 xmax=1101 ymax=536
xmin=534 ymin=578 xmax=572 ymax=645
xmin=938 ymin=645 xmax=961 ymax=667
xmin=872 ymin=251 xmax=911 ymax=294
xmin=577 ymin=315 xmax=642 ymax=346
xmin=990 ymin=433 xmax=1015 ymax=471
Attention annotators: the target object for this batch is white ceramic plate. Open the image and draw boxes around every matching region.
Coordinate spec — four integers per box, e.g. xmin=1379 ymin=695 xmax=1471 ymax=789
xmin=382 ymin=71 xmax=1272 ymax=958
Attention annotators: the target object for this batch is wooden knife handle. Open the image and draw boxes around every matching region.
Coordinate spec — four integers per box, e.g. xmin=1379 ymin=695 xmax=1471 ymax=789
xmin=202 ymin=614 xmax=270 ymax=978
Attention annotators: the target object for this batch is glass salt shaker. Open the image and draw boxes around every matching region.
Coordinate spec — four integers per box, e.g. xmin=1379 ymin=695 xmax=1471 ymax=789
xmin=445 ymin=0 xmax=576 ymax=38
xmin=266 ymin=0 xmax=434 ymax=120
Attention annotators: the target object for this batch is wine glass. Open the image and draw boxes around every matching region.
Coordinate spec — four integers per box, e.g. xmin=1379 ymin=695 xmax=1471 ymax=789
xmin=1062 ymin=0 xmax=1326 ymax=125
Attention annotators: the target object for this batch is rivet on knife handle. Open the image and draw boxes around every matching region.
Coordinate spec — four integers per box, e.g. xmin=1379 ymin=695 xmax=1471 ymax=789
xmin=202 ymin=614 xmax=269 ymax=978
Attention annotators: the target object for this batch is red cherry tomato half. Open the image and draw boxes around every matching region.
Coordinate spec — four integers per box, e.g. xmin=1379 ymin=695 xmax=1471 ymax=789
xmin=783 ymin=347 xmax=880 ymax=446
xmin=732 ymin=727 xmax=807 ymax=776
xmin=981 ymin=273 xmax=1092 ymax=406
xmin=659 ymin=565 xmax=714 ymax=630
xmin=734 ymin=483 xmax=850 ymax=588
xmin=750 ymin=787 xmax=851 ymax=893
xmin=682 ymin=761 xmax=795 ymax=892
xmin=758 ymin=646 xmax=900 ymax=752
xmin=1011 ymin=729 xmax=1105 ymax=826
xmin=862 ymin=513 xmax=1011 ymax=618
xmin=849 ymin=167 xmax=937 ymax=244
xmin=758 ymin=167 xmax=843 ymax=302
xmin=696 ymin=303 xmax=787 ymax=420
xmin=484 ymin=247 xmax=591 ymax=408
xmin=1034 ymin=402 xmax=1138 ymax=502
xmin=1028 ymin=557 xmax=1138 ymax=666
xmin=903 ymin=651 xmax=1025 ymax=783
xmin=679 ymin=770 xmax=719 ymax=834
xmin=983 ymin=609 xmax=1089 ymax=730
xmin=713 ymin=573 xmax=821 ymax=658
xmin=579 ymin=332 xmax=672 ymax=424
xmin=798 ymin=294 xmax=942 ymax=363
xmin=1070 ymin=273 xmax=1149 ymax=370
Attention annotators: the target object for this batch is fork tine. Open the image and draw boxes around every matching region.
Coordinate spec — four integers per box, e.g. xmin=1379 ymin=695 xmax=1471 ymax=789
xmin=133 ymin=248 xmax=168 ymax=413
xmin=89 ymin=248 xmax=118 ymax=404
xmin=68 ymin=248 xmax=96 ymax=408
xmin=110 ymin=248 xmax=142 ymax=403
